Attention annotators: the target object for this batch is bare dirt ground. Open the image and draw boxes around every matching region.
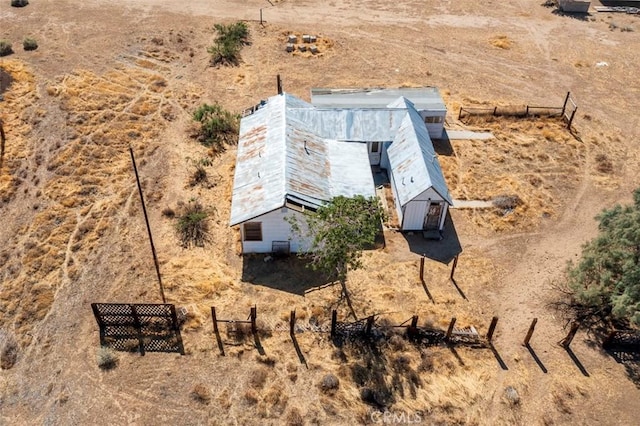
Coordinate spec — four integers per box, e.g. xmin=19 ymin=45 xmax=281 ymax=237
xmin=1 ymin=0 xmax=640 ymax=424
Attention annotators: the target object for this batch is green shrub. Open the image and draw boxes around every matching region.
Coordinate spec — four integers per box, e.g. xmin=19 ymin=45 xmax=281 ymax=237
xmin=23 ymin=37 xmax=38 ymax=51
xmin=10 ymin=0 xmax=29 ymax=7
xmin=192 ymin=103 xmax=239 ymax=154
xmin=0 ymin=41 xmax=13 ymax=57
xmin=176 ymin=199 xmax=211 ymax=248
xmin=208 ymin=21 xmax=250 ymax=66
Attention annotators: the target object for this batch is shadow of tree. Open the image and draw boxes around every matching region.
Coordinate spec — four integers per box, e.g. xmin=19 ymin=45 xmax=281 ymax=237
xmin=334 ymin=330 xmax=427 ymax=410
xmin=241 ymin=254 xmax=333 ymax=295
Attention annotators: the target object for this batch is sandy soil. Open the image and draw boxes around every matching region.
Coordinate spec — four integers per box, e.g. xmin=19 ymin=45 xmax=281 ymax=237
xmin=1 ymin=0 xmax=640 ymax=424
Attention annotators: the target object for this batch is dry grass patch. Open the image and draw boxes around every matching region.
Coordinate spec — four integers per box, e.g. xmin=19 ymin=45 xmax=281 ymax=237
xmin=444 ymin=115 xmax=583 ymax=231
xmin=490 ymin=35 xmax=513 ymax=50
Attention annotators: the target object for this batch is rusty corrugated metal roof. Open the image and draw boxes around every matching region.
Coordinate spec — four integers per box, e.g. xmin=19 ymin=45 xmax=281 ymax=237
xmin=230 ymin=92 xmax=451 ymax=226
xmin=230 ymin=94 xmax=375 ymax=226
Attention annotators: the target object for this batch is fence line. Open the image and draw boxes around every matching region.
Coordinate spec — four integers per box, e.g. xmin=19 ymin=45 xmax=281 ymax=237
xmin=458 ymin=92 xmax=578 ymax=128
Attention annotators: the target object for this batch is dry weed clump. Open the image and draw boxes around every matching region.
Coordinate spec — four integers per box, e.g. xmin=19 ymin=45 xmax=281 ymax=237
xmin=285 ymin=407 xmax=304 ymax=426
xmin=595 ymin=153 xmax=614 ymax=174
xmin=175 ymin=199 xmax=212 ymax=248
xmin=190 ymin=383 xmax=212 ymax=404
xmin=490 ymin=35 xmax=513 ymax=50
xmin=244 ymin=389 xmax=260 ymax=405
xmin=504 ymin=386 xmax=521 ymax=406
xmin=319 ymin=373 xmax=340 ymax=394
xmin=249 ymin=366 xmax=269 ymax=389
xmin=0 ymin=330 xmax=19 ymax=370
xmin=97 ymin=347 xmax=118 ymax=370
xmin=259 ymin=384 xmax=289 ymax=417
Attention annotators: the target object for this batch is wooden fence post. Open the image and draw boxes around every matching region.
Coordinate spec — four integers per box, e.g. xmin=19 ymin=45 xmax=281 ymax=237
xmin=260 ymin=8 xmax=263 ymax=25
xmin=450 ymin=255 xmax=458 ymax=281
xmin=559 ymin=322 xmax=579 ymax=348
xmin=169 ymin=304 xmax=185 ymax=355
xmin=525 ymin=105 xmax=529 ymax=116
xmin=420 ymin=256 xmax=425 ymax=284
xmin=290 ymin=310 xmax=296 ymax=335
xmin=130 ymin=304 xmax=146 ymax=356
xmin=330 ymin=310 xmax=337 ymax=339
xmin=250 ymin=306 xmax=257 ymax=334
xmin=211 ymin=307 xmax=219 ymax=334
xmin=458 ymin=106 xmax=463 ymax=120
xmin=493 ymin=106 xmax=498 ymax=116
xmin=407 ymin=315 xmax=419 ymax=339
xmin=561 ymin=91 xmax=571 ymax=116
xmin=568 ymin=107 xmax=578 ymax=129
xmin=523 ymin=318 xmax=538 ymax=346
xmin=365 ymin=316 xmax=375 ymax=335
xmin=486 ymin=316 xmax=499 ymax=343
xmin=211 ymin=306 xmax=225 ymax=356
xmin=276 ymin=74 xmax=282 ymax=95
xmin=445 ymin=317 xmax=457 ymax=341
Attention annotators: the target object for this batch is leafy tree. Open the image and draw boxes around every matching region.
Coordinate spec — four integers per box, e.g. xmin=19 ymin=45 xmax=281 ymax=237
xmin=289 ymin=195 xmax=385 ymax=281
xmin=192 ymin=103 xmax=239 ymax=154
xmin=566 ymin=188 xmax=640 ymax=327
xmin=208 ymin=22 xmax=249 ymax=66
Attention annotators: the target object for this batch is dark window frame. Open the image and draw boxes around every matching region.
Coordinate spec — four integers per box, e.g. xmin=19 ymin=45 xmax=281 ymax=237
xmin=243 ymin=222 xmax=263 ymax=241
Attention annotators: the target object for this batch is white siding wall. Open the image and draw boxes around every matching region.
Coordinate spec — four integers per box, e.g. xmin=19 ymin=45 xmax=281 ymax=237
xmin=400 ymin=188 xmax=448 ymax=231
xmin=413 ymin=187 xmax=444 ymax=202
xmin=367 ymin=142 xmax=381 ymax=165
xmin=388 ymin=168 xmax=404 ymax=226
xmin=240 ymin=208 xmax=312 ymax=254
xmin=439 ymin=203 xmax=449 ymax=230
xmin=402 ymin=201 xmax=428 ymax=230
xmin=380 ymin=142 xmax=391 ymax=171
xmin=418 ymin=111 xmax=446 ymax=139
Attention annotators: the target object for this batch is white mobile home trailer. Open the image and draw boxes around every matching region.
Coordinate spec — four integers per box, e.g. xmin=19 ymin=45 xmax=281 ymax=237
xmin=310 ymin=87 xmax=447 ymax=139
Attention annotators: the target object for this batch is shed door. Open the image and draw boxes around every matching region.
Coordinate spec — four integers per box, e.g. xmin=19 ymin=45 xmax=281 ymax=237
xmin=368 ymin=142 xmax=381 ymax=166
xmin=424 ymin=202 xmax=442 ymax=230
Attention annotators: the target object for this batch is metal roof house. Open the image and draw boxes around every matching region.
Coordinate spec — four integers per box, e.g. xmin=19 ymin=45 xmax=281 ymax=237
xmin=230 ymin=89 xmax=452 ymax=254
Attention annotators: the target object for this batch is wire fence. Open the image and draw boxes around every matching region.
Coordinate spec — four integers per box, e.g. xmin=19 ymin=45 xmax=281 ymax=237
xmin=458 ymin=92 xmax=578 ymax=129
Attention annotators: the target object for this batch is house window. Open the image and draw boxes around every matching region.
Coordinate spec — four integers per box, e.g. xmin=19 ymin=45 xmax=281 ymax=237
xmin=424 ymin=116 xmax=443 ymax=124
xmin=243 ymin=222 xmax=262 ymax=241
xmin=370 ymin=142 xmax=380 ymax=153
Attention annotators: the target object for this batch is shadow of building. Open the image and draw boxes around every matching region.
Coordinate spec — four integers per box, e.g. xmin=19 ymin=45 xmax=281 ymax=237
xmin=400 ymin=211 xmax=462 ymax=264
